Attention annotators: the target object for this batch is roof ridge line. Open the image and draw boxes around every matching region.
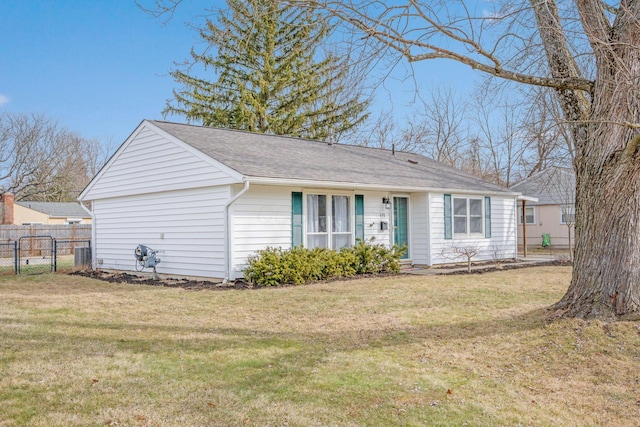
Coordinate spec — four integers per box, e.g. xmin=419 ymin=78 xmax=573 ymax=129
xmin=148 ymin=119 xmax=426 ymax=157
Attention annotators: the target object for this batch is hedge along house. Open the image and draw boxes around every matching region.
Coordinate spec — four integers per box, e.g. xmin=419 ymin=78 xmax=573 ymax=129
xmin=79 ymin=120 xmax=522 ymax=281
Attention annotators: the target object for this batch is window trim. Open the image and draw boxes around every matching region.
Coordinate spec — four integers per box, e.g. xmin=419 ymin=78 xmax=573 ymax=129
xmin=330 ymin=194 xmax=352 ymax=250
xmin=304 ymin=192 xmax=355 ymax=250
xmin=559 ymin=204 xmax=575 ymax=224
xmin=452 ymin=196 xmax=485 ymax=236
xmin=517 ymin=205 xmax=536 ymax=225
xmin=305 ymin=193 xmax=329 ymax=249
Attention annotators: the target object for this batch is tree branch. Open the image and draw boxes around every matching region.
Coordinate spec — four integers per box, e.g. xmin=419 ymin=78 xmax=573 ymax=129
xmin=576 ymin=0 xmax=613 ymax=53
xmin=293 ymin=0 xmax=594 ymax=92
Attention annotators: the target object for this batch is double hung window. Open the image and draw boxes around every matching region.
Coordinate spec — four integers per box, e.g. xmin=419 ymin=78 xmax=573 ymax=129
xmin=517 ymin=206 xmax=535 ymax=224
xmin=331 ymin=195 xmax=351 ymax=249
xmin=453 ymin=197 xmax=483 ymax=235
xmin=306 ymin=194 xmax=352 ymax=250
xmin=560 ymin=205 xmax=575 ymax=224
xmin=306 ymin=194 xmax=328 ymax=248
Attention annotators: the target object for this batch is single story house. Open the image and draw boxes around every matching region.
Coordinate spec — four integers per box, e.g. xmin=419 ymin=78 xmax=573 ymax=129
xmin=0 ymin=193 xmax=92 ymax=225
xmin=79 ymin=120 xmax=523 ymax=281
xmin=510 ymin=167 xmax=575 ymax=248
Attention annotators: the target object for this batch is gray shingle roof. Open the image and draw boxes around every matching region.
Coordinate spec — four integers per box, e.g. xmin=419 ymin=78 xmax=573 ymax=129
xmin=150 ymin=120 xmax=513 ymax=194
xmin=16 ymin=202 xmax=89 ymax=218
xmin=510 ymin=167 xmax=575 ymax=205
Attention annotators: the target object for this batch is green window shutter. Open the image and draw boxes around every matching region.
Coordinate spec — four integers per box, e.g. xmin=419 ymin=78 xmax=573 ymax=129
xmin=444 ymin=194 xmax=452 ymax=239
xmin=355 ymin=194 xmax=364 ymax=242
xmin=484 ymin=196 xmax=492 ymax=238
xmin=292 ymin=192 xmax=303 ymax=247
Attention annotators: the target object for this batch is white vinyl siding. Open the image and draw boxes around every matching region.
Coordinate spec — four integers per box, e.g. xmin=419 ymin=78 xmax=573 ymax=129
xmin=410 ymin=193 xmax=429 ymax=265
xmin=92 ymin=186 xmax=229 ymax=279
xmin=362 ymin=191 xmax=391 ymax=246
xmin=83 ymin=125 xmax=240 ymax=200
xmin=230 ymin=188 xmax=393 ymax=278
xmin=431 ymin=193 xmax=516 ymax=264
xmin=230 ymin=185 xmax=296 ymax=278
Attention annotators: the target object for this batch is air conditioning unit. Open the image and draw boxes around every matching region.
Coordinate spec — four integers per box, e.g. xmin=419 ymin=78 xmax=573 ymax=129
xmin=74 ymin=247 xmax=91 ymax=267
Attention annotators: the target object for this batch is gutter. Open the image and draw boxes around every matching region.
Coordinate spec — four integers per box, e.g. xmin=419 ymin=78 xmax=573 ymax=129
xmin=244 ymin=176 xmax=521 ymax=197
xmin=78 ymin=200 xmax=96 ymax=269
xmin=223 ymin=179 xmax=250 ymax=283
xmin=517 ymin=195 xmax=539 ymax=202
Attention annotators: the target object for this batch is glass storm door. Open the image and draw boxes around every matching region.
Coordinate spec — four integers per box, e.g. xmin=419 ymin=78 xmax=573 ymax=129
xmin=393 ymin=197 xmax=409 ymax=259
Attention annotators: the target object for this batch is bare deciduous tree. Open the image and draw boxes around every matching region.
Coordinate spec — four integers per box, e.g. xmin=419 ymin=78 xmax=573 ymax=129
xmin=540 ymin=167 xmax=576 ymax=261
xmin=359 ymin=81 xmax=565 ymax=187
xmin=353 ymin=86 xmax=468 ymax=159
xmin=290 ymin=0 xmax=640 ymax=320
xmin=0 ymin=113 xmax=107 ymax=202
xmin=468 ymin=88 xmax=529 ymax=186
xmin=355 ymin=85 xmax=468 ymax=164
xmin=520 ymin=86 xmax=575 ymax=175
xmin=418 ymin=86 xmax=468 ymax=166
xmin=440 ymin=244 xmax=481 ymax=273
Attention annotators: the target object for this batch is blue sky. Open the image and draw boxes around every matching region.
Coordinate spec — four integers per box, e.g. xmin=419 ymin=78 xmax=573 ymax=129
xmin=1 ymin=0 xmax=479 ymax=148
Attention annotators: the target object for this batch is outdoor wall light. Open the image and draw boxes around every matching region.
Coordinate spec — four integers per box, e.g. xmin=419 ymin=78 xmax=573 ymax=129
xmin=382 ymin=197 xmax=391 ymax=209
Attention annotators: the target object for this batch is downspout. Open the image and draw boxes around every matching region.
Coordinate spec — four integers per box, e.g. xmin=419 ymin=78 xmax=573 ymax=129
xmin=521 ymin=199 xmax=527 ymax=258
xmin=78 ymin=200 xmax=96 ymax=269
xmin=224 ymin=179 xmax=250 ymax=283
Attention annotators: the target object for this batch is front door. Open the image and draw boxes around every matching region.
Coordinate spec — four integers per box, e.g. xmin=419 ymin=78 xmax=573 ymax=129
xmin=393 ymin=196 xmax=409 ymax=259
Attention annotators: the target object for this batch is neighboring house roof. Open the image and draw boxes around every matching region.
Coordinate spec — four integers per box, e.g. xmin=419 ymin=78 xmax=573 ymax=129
xmin=149 ymin=120 xmax=514 ymax=194
xmin=510 ymin=167 xmax=575 ymax=205
xmin=15 ymin=201 xmax=89 ymax=218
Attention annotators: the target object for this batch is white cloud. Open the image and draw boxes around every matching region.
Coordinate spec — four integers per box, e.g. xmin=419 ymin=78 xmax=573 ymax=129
xmin=482 ymin=9 xmax=502 ymax=19
xmin=0 ymin=94 xmax=8 ymax=106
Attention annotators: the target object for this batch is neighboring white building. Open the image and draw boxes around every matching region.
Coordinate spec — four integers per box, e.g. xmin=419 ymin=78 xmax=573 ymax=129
xmin=79 ymin=120 xmax=522 ymax=281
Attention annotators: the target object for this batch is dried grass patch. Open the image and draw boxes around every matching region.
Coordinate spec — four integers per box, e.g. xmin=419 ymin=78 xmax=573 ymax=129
xmin=1 ymin=267 xmax=639 ymax=426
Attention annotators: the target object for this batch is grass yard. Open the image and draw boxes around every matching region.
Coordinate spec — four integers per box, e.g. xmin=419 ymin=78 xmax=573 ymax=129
xmin=1 ymin=267 xmax=638 ymax=426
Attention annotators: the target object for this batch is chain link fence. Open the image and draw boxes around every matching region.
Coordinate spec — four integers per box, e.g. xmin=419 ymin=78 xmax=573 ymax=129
xmin=0 ymin=241 xmax=17 ymax=274
xmin=54 ymin=239 xmax=92 ymax=272
xmin=0 ymin=237 xmax=91 ymax=275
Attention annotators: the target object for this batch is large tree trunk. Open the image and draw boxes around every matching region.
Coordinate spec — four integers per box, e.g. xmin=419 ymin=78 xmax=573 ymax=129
xmin=553 ymin=0 xmax=640 ymax=320
xmin=293 ymin=0 xmax=640 ymax=319
xmin=556 ymin=154 xmax=640 ymax=320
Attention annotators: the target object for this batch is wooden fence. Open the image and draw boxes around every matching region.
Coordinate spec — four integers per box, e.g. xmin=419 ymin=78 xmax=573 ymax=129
xmin=0 ymin=224 xmax=91 ymax=242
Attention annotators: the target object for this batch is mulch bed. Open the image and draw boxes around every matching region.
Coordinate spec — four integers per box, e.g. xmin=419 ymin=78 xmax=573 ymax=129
xmin=70 ymin=259 xmax=572 ymax=290
xmin=436 ymin=259 xmax=572 ymax=275
xmin=70 ymin=270 xmax=251 ymax=290
xmin=70 ymin=269 xmax=400 ymax=291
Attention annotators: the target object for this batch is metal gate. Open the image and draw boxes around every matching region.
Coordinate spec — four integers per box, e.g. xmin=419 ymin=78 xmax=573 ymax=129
xmin=18 ymin=235 xmax=54 ymax=274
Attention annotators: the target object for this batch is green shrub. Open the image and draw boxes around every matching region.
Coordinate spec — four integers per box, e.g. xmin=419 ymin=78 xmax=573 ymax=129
xmin=346 ymin=238 xmax=406 ymax=274
xmin=243 ymin=247 xmax=286 ymax=286
xmin=243 ymin=239 xmax=406 ymax=286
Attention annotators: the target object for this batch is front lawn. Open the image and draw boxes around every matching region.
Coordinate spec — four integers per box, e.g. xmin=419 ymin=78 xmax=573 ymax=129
xmin=1 ymin=267 xmax=638 ymax=426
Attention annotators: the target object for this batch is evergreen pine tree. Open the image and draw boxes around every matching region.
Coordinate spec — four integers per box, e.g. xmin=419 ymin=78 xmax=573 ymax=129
xmin=165 ymin=0 xmax=369 ymax=140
